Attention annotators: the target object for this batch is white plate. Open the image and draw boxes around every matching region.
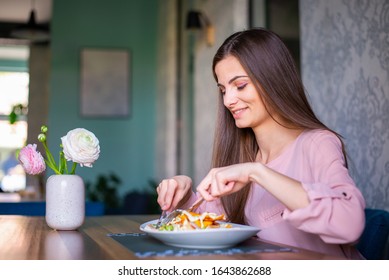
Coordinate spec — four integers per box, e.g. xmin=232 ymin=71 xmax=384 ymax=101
xmin=140 ymin=219 xmax=260 ymax=249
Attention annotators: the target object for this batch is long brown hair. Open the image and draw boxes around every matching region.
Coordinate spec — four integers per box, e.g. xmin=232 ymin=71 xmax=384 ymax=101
xmin=211 ymin=28 xmax=345 ymax=224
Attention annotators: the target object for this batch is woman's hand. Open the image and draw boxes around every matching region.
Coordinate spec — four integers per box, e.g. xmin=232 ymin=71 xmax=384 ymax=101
xmin=197 ymin=162 xmax=309 ymax=211
xmin=196 ymin=163 xmax=256 ymax=201
xmin=156 ymin=175 xmax=193 ymax=211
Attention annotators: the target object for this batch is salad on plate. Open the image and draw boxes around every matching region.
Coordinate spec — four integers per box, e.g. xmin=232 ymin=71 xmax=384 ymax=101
xmin=148 ymin=210 xmax=232 ymax=231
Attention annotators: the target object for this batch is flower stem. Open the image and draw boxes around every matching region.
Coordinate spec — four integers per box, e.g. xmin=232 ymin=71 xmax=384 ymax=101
xmin=70 ymin=162 xmax=77 ymax=174
xmin=44 ymin=159 xmax=60 ymax=175
xmin=59 ymin=151 xmax=67 ymax=174
xmin=42 ymin=141 xmax=60 ymax=174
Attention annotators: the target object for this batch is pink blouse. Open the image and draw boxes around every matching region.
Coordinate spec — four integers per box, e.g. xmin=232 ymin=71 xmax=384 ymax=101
xmin=185 ymin=129 xmax=366 ymax=259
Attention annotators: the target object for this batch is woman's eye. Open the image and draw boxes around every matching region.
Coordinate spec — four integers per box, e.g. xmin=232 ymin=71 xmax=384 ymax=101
xmin=237 ymin=83 xmax=247 ymax=91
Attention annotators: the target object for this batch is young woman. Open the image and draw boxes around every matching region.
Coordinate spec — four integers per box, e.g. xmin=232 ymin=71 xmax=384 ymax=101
xmin=156 ymin=28 xmax=366 ymax=259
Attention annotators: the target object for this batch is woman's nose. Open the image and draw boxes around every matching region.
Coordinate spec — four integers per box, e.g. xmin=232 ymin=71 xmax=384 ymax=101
xmin=223 ymin=90 xmax=238 ymax=107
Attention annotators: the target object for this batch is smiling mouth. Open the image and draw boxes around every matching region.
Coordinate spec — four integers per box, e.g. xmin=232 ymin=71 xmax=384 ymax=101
xmin=231 ymin=108 xmax=247 ymax=117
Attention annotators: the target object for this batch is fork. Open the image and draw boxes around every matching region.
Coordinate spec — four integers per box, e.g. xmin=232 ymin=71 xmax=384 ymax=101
xmin=155 ymin=210 xmax=168 ymax=229
xmin=156 ymin=197 xmax=205 ymax=228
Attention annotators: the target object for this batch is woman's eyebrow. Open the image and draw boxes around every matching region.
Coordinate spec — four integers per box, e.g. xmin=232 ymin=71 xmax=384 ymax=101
xmin=217 ymin=75 xmax=248 ymax=87
xmin=228 ymin=75 xmax=248 ymax=84
xmin=217 ymin=75 xmax=248 ymax=88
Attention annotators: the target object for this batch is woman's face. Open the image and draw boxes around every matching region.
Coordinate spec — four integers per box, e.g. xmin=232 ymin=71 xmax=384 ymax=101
xmin=215 ymin=55 xmax=271 ymax=130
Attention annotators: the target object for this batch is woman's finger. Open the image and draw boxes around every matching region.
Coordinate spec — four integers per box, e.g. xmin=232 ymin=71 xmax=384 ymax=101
xmin=196 ymin=171 xmax=218 ymax=201
xmin=157 ymin=179 xmax=176 ymax=210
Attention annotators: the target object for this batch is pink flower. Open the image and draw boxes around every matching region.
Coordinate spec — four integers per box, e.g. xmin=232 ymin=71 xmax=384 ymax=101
xmin=18 ymin=125 xmax=100 ymax=175
xmin=18 ymin=144 xmax=46 ymax=175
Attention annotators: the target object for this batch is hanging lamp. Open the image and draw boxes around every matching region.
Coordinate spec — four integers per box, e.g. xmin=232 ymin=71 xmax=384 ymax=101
xmin=11 ymin=0 xmax=50 ymax=43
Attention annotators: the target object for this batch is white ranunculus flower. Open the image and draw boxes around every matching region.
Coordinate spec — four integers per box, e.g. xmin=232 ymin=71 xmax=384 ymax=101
xmin=61 ymin=128 xmax=100 ymax=167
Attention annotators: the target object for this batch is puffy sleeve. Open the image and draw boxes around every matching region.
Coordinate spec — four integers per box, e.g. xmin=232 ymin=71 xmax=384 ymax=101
xmin=282 ymin=130 xmax=366 ymax=244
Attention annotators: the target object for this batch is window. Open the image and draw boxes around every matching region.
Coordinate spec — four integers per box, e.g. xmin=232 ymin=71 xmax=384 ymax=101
xmin=0 ymin=71 xmax=29 ymax=192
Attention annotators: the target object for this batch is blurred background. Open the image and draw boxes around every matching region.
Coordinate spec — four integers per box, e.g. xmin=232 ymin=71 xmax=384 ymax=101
xmin=0 ymin=0 xmax=388 ymax=214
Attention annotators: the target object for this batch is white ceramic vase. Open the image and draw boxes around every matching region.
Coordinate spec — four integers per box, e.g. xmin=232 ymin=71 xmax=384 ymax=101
xmin=45 ymin=174 xmax=85 ymax=230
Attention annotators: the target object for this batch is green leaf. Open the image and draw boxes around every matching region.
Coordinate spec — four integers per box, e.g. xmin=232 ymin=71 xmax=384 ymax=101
xmin=9 ymin=111 xmax=17 ymax=124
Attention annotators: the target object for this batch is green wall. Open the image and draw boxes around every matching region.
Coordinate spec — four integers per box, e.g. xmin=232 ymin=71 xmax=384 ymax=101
xmin=48 ymin=0 xmax=158 ymax=198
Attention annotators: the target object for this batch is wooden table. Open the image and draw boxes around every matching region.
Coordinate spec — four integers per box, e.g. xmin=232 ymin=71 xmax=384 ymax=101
xmin=0 ymin=215 xmax=344 ymax=260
